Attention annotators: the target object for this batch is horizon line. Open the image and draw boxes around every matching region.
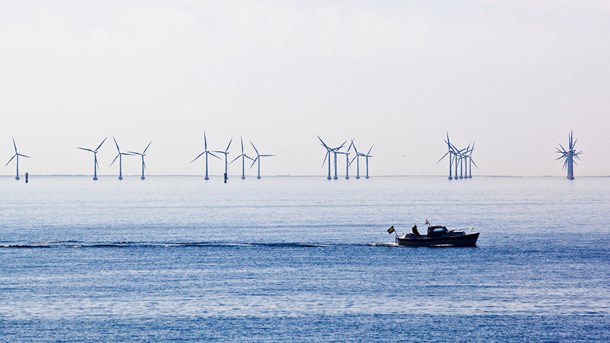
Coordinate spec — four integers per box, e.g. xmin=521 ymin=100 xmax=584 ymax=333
xmin=0 ymin=174 xmax=608 ymax=178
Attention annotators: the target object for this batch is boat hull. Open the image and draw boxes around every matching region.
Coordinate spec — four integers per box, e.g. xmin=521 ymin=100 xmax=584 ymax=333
xmin=395 ymin=232 xmax=479 ymax=247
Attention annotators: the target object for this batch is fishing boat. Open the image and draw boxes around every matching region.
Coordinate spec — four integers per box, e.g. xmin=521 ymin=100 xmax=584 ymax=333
xmin=391 ymin=224 xmax=479 ymax=247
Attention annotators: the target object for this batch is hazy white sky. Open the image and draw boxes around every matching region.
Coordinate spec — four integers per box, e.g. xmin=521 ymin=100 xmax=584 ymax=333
xmin=1 ymin=0 xmax=609 ymax=177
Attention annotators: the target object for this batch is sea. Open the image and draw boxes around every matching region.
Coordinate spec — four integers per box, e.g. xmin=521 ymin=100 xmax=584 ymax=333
xmin=0 ymin=176 xmax=608 ymax=342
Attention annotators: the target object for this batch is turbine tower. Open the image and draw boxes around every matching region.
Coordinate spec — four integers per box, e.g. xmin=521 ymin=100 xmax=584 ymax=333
xmin=437 ymin=133 xmax=455 ymax=180
xmin=556 ymin=130 xmax=583 ymax=180
xmin=77 ymin=137 xmax=107 ymax=180
xmin=331 ymin=141 xmax=346 ymax=180
xmin=250 ymin=141 xmax=274 ymax=179
xmin=214 ymin=138 xmax=233 ymax=180
xmin=458 ymin=145 xmax=469 ymax=179
xmin=109 ymin=137 xmax=132 ymax=180
xmin=337 ymin=141 xmax=353 ymax=180
xmin=363 ymin=145 xmax=374 ymax=179
xmin=127 ymin=141 xmax=152 ymax=180
xmin=230 ymin=137 xmax=253 ymax=180
xmin=349 ymin=140 xmax=361 ymax=179
xmin=465 ymin=143 xmax=478 ymax=178
xmin=317 ymin=136 xmax=333 ymax=180
xmin=191 ymin=131 xmax=220 ymax=180
xmin=5 ymin=137 xmax=30 ymax=180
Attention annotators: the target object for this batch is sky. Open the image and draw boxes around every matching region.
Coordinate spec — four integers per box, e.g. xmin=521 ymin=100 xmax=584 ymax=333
xmin=1 ymin=0 xmax=609 ymax=177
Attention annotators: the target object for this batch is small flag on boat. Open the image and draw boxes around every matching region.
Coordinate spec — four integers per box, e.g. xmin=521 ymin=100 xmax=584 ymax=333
xmin=387 ymin=226 xmax=395 ymax=234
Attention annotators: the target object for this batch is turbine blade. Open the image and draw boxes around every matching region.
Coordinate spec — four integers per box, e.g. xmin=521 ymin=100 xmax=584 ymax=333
xmin=77 ymin=147 xmax=95 ymax=153
xmin=250 ymin=141 xmax=259 ymax=155
xmin=241 ymin=137 xmax=244 ymax=153
xmin=261 ymin=154 xmax=274 ymax=157
xmin=230 ymin=155 xmax=241 ymax=164
xmin=12 ymin=137 xmax=17 ymax=153
xmin=209 ymin=152 xmax=221 ymax=160
xmin=321 ymin=152 xmax=328 ymax=169
xmin=5 ymin=154 xmax=16 ymax=166
xmin=113 ymin=137 xmax=121 ymax=153
xmin=95 ymin=137 xmax=107 ymax=152
xmin=471 ymin=159 xmax=479 ymax=168
xmin=191 ymin=152 xmax=205 ymax=163
xmin=204 ymin=131 xmax=208 ymax=150
xmin=143 ymin=141 xmax=152 ymax=154
xmin=109 ymin=154 xmax=119 ymax=167
xmin=317 ymin=135 xmax=329 ymax=149
xmin=18 ymin=154 xmax=31 ymax=158
xmin=367 ymin=145 xmax=374 ymax=155
xmin=250 ymin=157 xmax=259 ymax=169
xmin=225 ymin=137 xmax=233 ymax=152
xmin=437 ymin=151 xmax=449 ymax=164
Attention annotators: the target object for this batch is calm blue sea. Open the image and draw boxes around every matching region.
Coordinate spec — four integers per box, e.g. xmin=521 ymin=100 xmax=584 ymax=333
xmin=1 ymin=176 xmax=609 ymax=342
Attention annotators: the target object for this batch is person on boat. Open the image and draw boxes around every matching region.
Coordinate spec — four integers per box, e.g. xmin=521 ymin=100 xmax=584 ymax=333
xmin=412 ymin=224 xmax=420 ymax=236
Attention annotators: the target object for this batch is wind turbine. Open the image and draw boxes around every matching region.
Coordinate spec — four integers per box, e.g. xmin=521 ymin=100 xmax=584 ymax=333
xmin=556 ymin=130 xmax=583 ymax=180
xmin=230 ymin=137 xmax=253 ymax=179
xmin=317 ymin=136 xmax=333 ymax=180
xmin=191 ymin=131 xmax=220 ymax=180
xmin=109 ymin=137 xmax=132 ymax=180
xmin=349 ymin=140 xmax=361 ymax=179
xmin=76 ymin=137 xmax=107 ymax=180
xmin=331 ymin=141 xmax=347 ymax=180
xmin=465 ymin=143 xmax=478 ymax=179
xmin=5 ymin=137 xmax=30 ymax=180
xmin=250 ymin=141 xmax=274 ymax=179
xmin=458 ymin=144 xmax=470 ymax=179
xmin=437 ymin=133 xmax=455 ymax=180
xmin=127 ymin=141 xmax=152 ymax=180
xmin=337 ymin=141 xmax=353 ymax=179
xmin=214 ymin=138 xmax=233 ymax=180
xmin=362 ymin=145 xmax=374 ymax=179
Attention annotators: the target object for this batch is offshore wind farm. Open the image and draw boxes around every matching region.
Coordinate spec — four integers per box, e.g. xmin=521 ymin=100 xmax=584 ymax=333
xmin=0 ymin=130 xmax=599 ymax=181
xmin=2 ymin=1 xmax=610 ymax=342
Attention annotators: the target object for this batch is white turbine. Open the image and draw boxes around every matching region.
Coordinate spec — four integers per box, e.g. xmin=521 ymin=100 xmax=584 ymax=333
xmin=191 ymin=131 xmax=220 ymax=180
xmin=317 ymin=135 xmax=333 ymax=180
xmin=362 ymin=145 xmax=374 ymax=179
xmin=214 ymin=138 xmax=233 ymax=180
xmin=437 ymin=133 xmax=456 ymax=180
xmin=127 ymin=141 xmax=152 ymax=180
xmin=250 ymin=141 xmax=274 ymax=179
xmin=349 ymin=140 xmax=361 ymax=179
xmin=337 ymin=141 xmax=353 ymax=180
xmin=77 ymin=137 xmax=107 ymax=181
xmin=5 ymin=137 xmax=30 ymax=180
xmin=230 ymin=137 xmax=253 ymax=180
xmin=109 ymin=137 xmax=133 ymax=180
xmin=556 ymin=130 xmax=583 ymax=180
xmin=331 ymin=141 xmax=347 ymax=180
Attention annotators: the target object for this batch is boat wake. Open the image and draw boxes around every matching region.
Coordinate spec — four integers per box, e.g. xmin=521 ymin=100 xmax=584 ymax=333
xmin=0 ymin=241 xmax=353 ymax=249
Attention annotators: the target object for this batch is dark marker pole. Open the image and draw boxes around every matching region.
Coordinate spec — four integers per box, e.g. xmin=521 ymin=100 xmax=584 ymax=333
xmin=25 ymin=172 xmax=29 ymax=183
